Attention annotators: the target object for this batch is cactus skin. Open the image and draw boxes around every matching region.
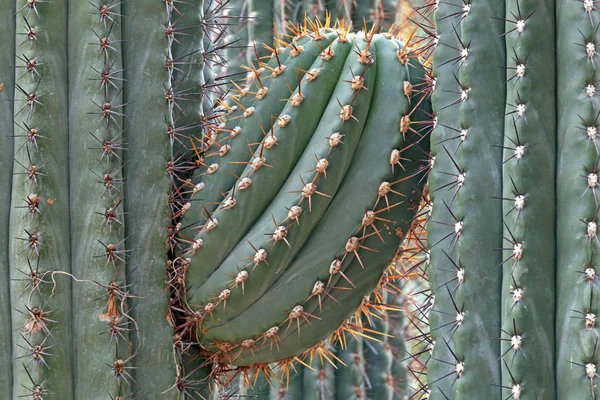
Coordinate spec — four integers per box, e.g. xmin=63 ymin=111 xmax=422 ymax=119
xmin=188 ymin=35 xmax=365 ymax=326
xmin=363 ymin=291 xmax=396 ymax=400
xmin=0 ymin=0 xmax=15 ymax=397
xmin=181 ymin=33 xmax=333 ymax=233
xmin=555 ymin=0 xmax=599 ymax=398
xmin=0 ymin=4 xmax=430 ymax=399
xmin=336 ymin=334 xmax=367 ymax=399
xmin=452 ymin=0 xmax=506 ymax=398
xmin=388 ymin=291 xmax=408 ymax=398
xmin=327 ymin=0 xmax=403 ymax=30
xmin=176 ymin=20 xmax=431 ymax=376
xmin=223 ymin=0 xmax=250 ymax=77
xmin=7 ymin=0 xmax=224 ymax=398
xmin=121 ymin=0 xmax=204 ymax=397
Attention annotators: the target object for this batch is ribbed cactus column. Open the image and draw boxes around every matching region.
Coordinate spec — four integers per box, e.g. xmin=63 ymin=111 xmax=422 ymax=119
xmin=68 ymin=1 xmax=131 ymax=397
xmin=427 ymin=0 xmax=505 ymax=398
xmin=363 ymin=291 xmax=395 ymax=400
xmin=0 ymin=0 xmax=15 ymax=397
xmin=223 ymin=0 xmax=250 ymax=77
xmin=556 ymin=0 xmax=600 ymax=398
xmin=326 ymin=0 xmax=401 ymax=29
xmin=326 ymin=0 xmax=354 ymax=22
xmin=388 ymin=291 xmax=408 ymax=398
xmin=9 ymin=0 xmax=74 ymax=397
xmin=179 ymin=33 xmax=334 ymax=236
xmin=500 ymin=0 xmax=556 ymax=398
xmin=303 ymin=359 xmax=336 ymax=400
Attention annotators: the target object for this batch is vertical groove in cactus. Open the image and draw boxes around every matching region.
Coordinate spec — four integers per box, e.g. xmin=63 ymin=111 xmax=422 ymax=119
xmin=9 ymin=0 xmax=74 ymax=397
xmin=0 ymin=0 xmax=15 ymax=397
xmin=555 ymin=0 xmax=599 ymax=398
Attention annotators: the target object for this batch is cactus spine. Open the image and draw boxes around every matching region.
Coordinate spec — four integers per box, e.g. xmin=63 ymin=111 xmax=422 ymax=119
xmin=501 ymin=0 xmax=556 ymax=397
xmin=242 ymin=1 xmax=419 ymax=66
xmin=2 ymin=0 xmax=221 ymax=397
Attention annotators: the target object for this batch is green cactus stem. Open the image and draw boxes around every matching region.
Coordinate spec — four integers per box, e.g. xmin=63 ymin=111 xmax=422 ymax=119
xmin=500 ymin=0 xmax=556 ymax=398
xmin=174 ymin=20 xmax=431 ymax=379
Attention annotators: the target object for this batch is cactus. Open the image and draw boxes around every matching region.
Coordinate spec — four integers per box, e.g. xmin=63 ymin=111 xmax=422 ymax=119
xmin=0 ymin=0 xmax=15 ymax=397
xmin=172 ymin=19 xmax=431 ymax=380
